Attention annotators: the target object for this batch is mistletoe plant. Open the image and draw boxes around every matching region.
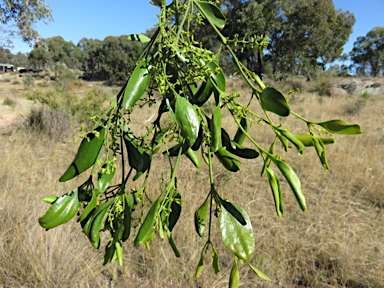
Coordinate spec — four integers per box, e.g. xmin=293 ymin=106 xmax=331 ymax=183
xmin=38 ymin=0 xmax=361 ymax=286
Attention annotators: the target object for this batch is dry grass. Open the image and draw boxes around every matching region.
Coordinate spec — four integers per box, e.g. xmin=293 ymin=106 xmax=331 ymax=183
xmin=0 ymin=77 xmax=383 ymax=288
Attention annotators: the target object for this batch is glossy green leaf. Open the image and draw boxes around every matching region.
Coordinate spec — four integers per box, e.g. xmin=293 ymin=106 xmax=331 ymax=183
xmin=97 ymin=164 xmax=115 ymax=193
xmin=185 ymin=147 xmax=202 ymax=168
xmin=122 ymin=194 xmax=132 ymax=242
xmin=195 ymin=251 xmax=205 ymax=278
xmin=39 ymin=189 xmax=80 ymax=229
xmin=127 ymin=34 xmax=151 ymax=43
xmin=276 ymin=128 xmax=304 ymax=155
xmin=260 ymin=87 xmax=291 ymax=117
xmin=59 ymin=126 xmax=105 ymax=182
xmin=215 ymin=147 xmax=242 ymax=172
xmin=115 ymin=241 xmax=124 ymax=266
xmin=123 ymin=58 xmax=152 ymax=110
xmin=234 ymin=117 xmax=247 ymax=145
xmin=266 ymin=168 xmax=284 ymax=217
xmin=194 ymin=0 xmax=226 ymax=29
xmin=42 ymin=196 xmax=58 ymax=204
xmin=261 ymin=140 xmax=275 ymax=177
xmin=194 ymin=197 xmax=209 ymax=237
xmin=211 ymin=245 xmax=220 ymax=274
xmin=123 ymin=129 xmax=151 ymax=181
xmin=89 ymin=201 xmax=113 ymax=248
xmin=270 ymin=158 xmax=306 ymax=212
xmin=294 ymin=133 xmax=335 ymax=146
xmin=316 ymin=119 xmax=361 ymax=134
xmin=219 ymin=197 xmax=246 ymax=225
xmin=208 ymin=61 xmax=226 ymax=94
xmin=78 ymin=189 xmax=98 ymax=222
xmin=168 ymin=193 xmax=182 ymax=232
xmin=102 ymin=241 xmax=116 ymax=265
xmin=229 ymin=257 xmax=240 ymax=288
xmin=175 ymin=95 xmax=201 ymax=147
xmin=138 ymin=230 xmax=157 ymax=245
xmin=134 ymin=197 xmax=160 ymax=246
xmin=229 ymin=142 xmax=259 ymax=159
xmin=219 ymin=203 xmax=255 ymax=260
xmin=247 ymin=260 xmax=271 ymax=281
xmin=311 ymin=133 xmax=330 ymax=171
xmin=192 ymin=76 xmax=214 ymax=106
xmin=210 ymin=104 xmax=222 ymax=152
xmin=167 ymin=230 xmax=180 ymax=258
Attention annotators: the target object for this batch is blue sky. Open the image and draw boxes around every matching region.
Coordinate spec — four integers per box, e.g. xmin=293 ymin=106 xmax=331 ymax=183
xmin=9 ymin=0 xmax=384 ymax=60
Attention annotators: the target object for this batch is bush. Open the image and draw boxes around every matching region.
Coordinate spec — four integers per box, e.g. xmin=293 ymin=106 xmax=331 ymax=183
xmin=23 ymin=74 xmax=35 ymax=87
xmin=26 ymin=106 xmax=73 ymax=141
xmin=2 ymin=97 xmax=17 ymax=107
xmin=285 ymin=76 xmax=307 ymax=92
xmin=12 ymin=80 xmax=21 ymax=85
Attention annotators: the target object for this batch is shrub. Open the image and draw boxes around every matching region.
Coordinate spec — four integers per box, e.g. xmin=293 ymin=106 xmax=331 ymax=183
xmin=26 ymin=106 xmax=73 ymax=141
xmin=23 ymin=74 xmax=35 ymax=87
xmin=285 ymin=76 xmax=307 ymax=92
xmin=12 ymin=80 xmax=21 ymax=85
xmin=2 ymin=97 xmax=17 ymax=107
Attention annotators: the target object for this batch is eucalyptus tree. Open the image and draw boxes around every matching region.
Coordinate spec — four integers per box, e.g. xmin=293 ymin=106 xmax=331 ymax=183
xmin=0 ymin=0 xmax=52 ymax=48
xmin=350 ymin=26 xmax=384 ymax=77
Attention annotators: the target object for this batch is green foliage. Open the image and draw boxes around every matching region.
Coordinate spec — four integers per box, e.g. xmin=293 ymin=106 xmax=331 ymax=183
xmin=2 ymin=96 xmax=17 ymax=107
xmin=0 ymin=0 xmax=52 ymax=48
xmin=350 ymin=26 xmax=384 ymax=76
xmin=38 ymin=1 xmax=361 ymax=286
xmin=23 ymin=74 xmax=35 ymax=87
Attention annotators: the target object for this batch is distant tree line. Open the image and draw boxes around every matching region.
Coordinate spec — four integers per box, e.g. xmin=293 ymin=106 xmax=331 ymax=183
xmin=2 ymin=0 xmax=383 ymax=79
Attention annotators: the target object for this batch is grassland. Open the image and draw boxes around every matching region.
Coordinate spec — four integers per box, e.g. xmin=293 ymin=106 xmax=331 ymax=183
xmin=0 ymin=72 xmax=383 ymax=288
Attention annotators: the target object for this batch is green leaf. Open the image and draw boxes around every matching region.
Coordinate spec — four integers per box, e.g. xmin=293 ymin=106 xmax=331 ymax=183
xmin=266 ymin=168 xmax=284 ymax=217
xmin=294 ymin=133 xmax=335 ymax=146
xmin=259 ymin=87 xmax=291 ymax=117
xmin=211 ymin=245 xmax=220 ymax=274
xmin=215 ymin=147 xmax=242 ymax=172
xmin=219 ymin=197 xmax=246 ymax=225
xmin=261 ymin=140 xmax=275 ymax=177
xmin=229 ymin=257 xmax=240 ymax=288
xmin=270 ymin=158 xmax=306 ymax=212
xmin=311 ymin=133 xmax=330 ymax=171
xmin=195 ymin=251 xmax=205 ymax=278
xmin=185 ymin=148 xmax=202 ymax=168
xmin=194 ymin=197 xmax=209 ymax=237
xmin=208 ymin=61 xmax=226 ymax=94
xmin=246 ymin=260 xmax=271 ymax=281
xmin=167 ymin=230 xmax=180 ymax=258
xmin=219 ymin=203 xmax=255 ymax=260
xmin=39 ymin=189 xmax=80 ymax=229
xmin=97 ymin=164 xmax=116 ymax=193
xmin=134 ymin=197 xmax=160 ymax=246
xmin=234 ymin=117 xmax=247 ymax=145
xmin=115 ymin=241 xmax=124 ymax=267
xmin=316 ymin=119 xmax=361 ymax=134
xmin=78 ymin=189 xmax=98 ymax=222
xmin=275 ymin=128 xmax=304 ymax=155
xmin=127 ymin=34 xmax=151 ymax=43
xmin=168 ymin=193 xmax=182 ymax=232
xmin=59 ymin=126 xmax=105 ymax=182
xmin=192 ymin=76 xmax=214 ymax=106
xmin=175 ymin=95 xmax=201 ymax=147
xmin=42 ymin=196 xmax=59 ymax=204
xmin=122 ymin=58 xmax=152 ymax=110
xmin=123 ymin=128 xmax=151 ymax=181
xmin=229 ymin=142 xmax=259 ymax=159
xmin=194 ymin=0 xmax=226 ymax=29
xmin=209 ymin=105 xmax=222 ymax=152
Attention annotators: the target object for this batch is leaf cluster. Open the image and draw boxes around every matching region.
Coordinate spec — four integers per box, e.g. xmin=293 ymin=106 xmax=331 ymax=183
xmin=38 ymin=1 xmax=361 ymax=286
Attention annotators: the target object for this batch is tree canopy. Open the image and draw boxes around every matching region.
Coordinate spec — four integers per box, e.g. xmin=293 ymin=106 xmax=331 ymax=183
xmin=191 ymin=0 xmax=355 ymax=77
xmin=349 ymin=26 xmax=384 ymax=77
xmin=0 ymin=0 xmax=52 ymax=48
